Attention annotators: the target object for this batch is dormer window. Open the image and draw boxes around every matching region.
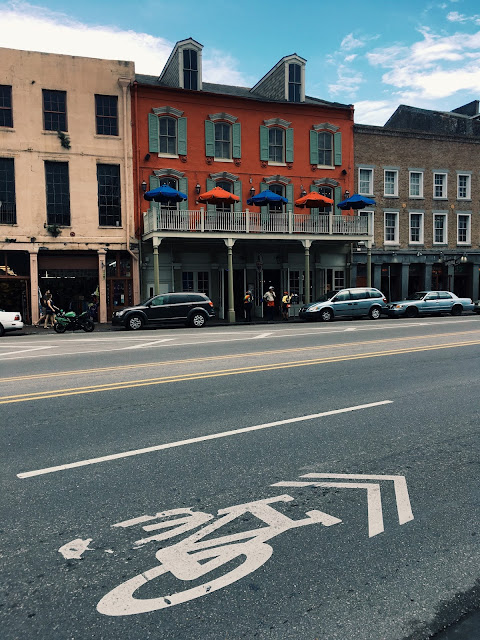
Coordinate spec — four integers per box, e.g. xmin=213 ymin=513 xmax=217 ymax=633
xmin=288 ymin=64 xmax=301 ymax=102
xmin=183 ymin=49 xmax=198 ymax=90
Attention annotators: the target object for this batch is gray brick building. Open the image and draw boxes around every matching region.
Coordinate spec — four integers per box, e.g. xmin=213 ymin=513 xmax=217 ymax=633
xmin=352 ymin=103 xmax=480 ymax=302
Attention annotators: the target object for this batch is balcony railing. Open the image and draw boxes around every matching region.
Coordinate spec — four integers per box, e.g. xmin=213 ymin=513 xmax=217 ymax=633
xmin=0 ymin=202 xmax=17 ymax=225
xmin=143 ymin=208 xmax=369 ymax=236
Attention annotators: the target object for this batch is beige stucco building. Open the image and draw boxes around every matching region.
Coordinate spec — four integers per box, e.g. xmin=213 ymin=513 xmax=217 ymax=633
xmin=0 ymin=47 xmax=139 ymax=323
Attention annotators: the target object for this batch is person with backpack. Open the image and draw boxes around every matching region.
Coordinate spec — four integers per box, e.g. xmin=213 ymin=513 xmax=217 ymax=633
xmin=281 ymin=291 xmax=292 ymax=321
xmin=243 ymin=290 xmax=253 ymax=323
xmin=263 ymin=286 xmax=276 ymax=322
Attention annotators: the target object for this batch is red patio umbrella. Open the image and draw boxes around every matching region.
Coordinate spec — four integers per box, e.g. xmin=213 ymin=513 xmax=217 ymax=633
xmin=197 ymin=186 xmax=240 ymax=205
xmin=295 ymin=191 xmax=334 ymax=208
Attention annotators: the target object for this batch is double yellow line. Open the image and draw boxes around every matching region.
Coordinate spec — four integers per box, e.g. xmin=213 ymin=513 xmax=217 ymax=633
xmin=1 ymin=338 xmax=479 ymax=405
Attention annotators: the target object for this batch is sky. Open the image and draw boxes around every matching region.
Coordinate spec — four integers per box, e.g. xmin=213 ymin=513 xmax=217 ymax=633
xmin=0 ymin=0 xmax=479 ymax=125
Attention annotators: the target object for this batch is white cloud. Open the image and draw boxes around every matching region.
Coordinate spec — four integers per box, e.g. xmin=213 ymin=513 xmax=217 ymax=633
xmin=353 ymin=100 xmax=400 ymax=126
xmin=447 ymin=11 xmax=480 ymax=24
xmin=340 ymin=33 xmax=366 ymax=51
xmin=0 ymin=1 xmax=249 ymax=83
xmin=328 ymin=64 xmax=364 ymax=96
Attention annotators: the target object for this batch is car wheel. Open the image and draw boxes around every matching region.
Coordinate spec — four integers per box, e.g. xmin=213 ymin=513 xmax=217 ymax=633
xmin=369 ymin=306 xmax=381 ymax=320
xmin=320 ymin=308 xmax=333 ymax=322
xmin=54 ymin=323 xmax=66 ymax=333
xmin=82 ymin=320 xmax=95 ymax=332
xmin=405 ymin=306 xmax=419 ymax=318
xmin=451 ymin=305 xmax=462 ymax=316
xmin=126 ymin=314 xmax=144 ymax=331
xmin=189 ymin=312 xmax=206 ymax=328
xmin=0 ymin=324 xmax=4 ymax=337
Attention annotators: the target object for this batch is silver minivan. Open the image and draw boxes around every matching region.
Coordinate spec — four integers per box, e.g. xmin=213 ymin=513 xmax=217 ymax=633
xmin=299 ymin=287 xmax=387 ymax=322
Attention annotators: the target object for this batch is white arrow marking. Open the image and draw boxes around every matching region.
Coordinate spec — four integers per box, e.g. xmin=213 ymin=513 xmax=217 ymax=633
xmin=343 ymin=328 xmax=357 ymax=332
xmin=251 ymin=332 xmax=273 ymax=339
xmin=58 ymin=538 xmax=93 ymax=559
xmin=121 ymin=338 xmax=175 ymax=350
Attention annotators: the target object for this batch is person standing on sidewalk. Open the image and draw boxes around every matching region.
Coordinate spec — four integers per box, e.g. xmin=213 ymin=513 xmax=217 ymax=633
xmin=263 ymin=286 xmax=276 ymax=322
xmin=281 ymin=291 xmax=292 ymax=321
xmin=243 ymin=290 xmax=253 ymax=323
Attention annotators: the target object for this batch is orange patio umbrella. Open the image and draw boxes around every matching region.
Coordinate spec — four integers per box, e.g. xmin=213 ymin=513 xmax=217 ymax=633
xmin=197 ymin=186 xmax=240 ymax=205
xmin=295 ymin=191 xmax=334 ymax=208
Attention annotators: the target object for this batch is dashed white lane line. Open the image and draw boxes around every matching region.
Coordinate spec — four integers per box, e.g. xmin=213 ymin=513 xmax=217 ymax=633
xmin=17 ymin=400 xmax=393 ymax=478
xmin=0 ymin=346 xmax=53 ymax=357
xmin=121 ymin=338 xmax=175 ymax=350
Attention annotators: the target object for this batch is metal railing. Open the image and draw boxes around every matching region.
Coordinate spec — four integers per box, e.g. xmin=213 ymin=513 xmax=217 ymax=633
xmin=143 ymin=208 xmax=369 ymax=236
xmin=0 ymin=202 xmax=17 ymax=225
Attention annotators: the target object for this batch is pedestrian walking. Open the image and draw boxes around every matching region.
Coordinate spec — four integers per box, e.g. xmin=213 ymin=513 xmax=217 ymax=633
xmin=44 ymin=293 xmax=58 ymax=328
xmin=243 ymin=290 xmax=253 ymax=323
xmin=281 ymin=291 xmax=292 ymax=321
xmin=263 ymin=286 xmax=276 ymax=322
xmin=35 ymin=289 xmax=50 ymax=327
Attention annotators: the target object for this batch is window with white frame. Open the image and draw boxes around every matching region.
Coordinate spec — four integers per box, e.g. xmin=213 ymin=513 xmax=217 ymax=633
xmin=214 ymin=122 xmax=231 ymax=159
xmin=384 ymin=211 xmax=399 ymax=244
xmin=457 ymin=174 xmax=471 ymax=200
xmin=409 ymin=171 xmax=423 ymax=198
xmin=317 ymin=132 xmax=333 ymax=166
xmin=457 ymin=214 xmax=471 ymax=244
xmin=269 ymin=127 xmax=284 ymax=163
xmin=358 ymin=209 xmax=374 ymax=235
xmin=159 ymin=116 xmax=177 ymax=155
xmin=433 ymin=172 xmax=447 ymax=198
xmin=433 ymin=213 xmax=448 ymax=244
xmin=182 ymin=271 xmax=209 ymax=295
xmin=384 ymin=170 xmax=398 ymax=196
xmin=409 ymin=212 xmax=424 ymax=244
xmin=359 ymin=168 xmax=373 ymax=195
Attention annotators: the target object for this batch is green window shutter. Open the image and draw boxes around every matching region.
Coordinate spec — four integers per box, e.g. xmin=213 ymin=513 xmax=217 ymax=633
xmin=206 ymin=178 xmax=215 ymax=213
xmin=260 ymin=181 xmax=268 ymax=219
xmin=334 ymin=186 xmax=342 ymax=214
xmin=178 ymin=177 xmax=188 ymax=210
xmin=205 ymin=120 xmax=215 ymax=157
xmin=148 ymin=175 xmax=160 ymax=214
xmin=334 ymin=132 xmax=342 ymax=166
xmin=232 ymin=123 xmax=241 ymax=159
xmin=177 ymin=117 xmax=187 ymax=156
xmin=285 ymin=128 xmax=294 ymax=163
xmin=148 ymin=114 xmax=159 ymax=153
xmin=311 ymin=184 xmax=319 ymax=192
xmin=233 ymin=179 xmax=242 ymax=212
xmin=285 ymin=184 xmax=294 ymax=212
xmin=260 ymin=126 xmax=269 ymax=161
xmin=309 ymin=130 xmax=318 ymax=165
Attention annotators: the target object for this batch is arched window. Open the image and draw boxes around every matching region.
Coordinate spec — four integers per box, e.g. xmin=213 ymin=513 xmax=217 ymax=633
xmin=318 ymin=132 xmax=333 ymax=167
xmin=159 ymin=117 xmax=177 ymax=155
xmin=268 ymin=184 xmax=285 ymax=213
xmin=216 ymin=180 xmax=233 ymax=213
xmin=214 ymin=123 xmax=231 ymax=159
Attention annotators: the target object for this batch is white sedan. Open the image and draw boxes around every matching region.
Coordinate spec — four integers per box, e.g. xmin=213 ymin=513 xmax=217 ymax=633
xmin=0 ymin=309 xmax=24 ymax=336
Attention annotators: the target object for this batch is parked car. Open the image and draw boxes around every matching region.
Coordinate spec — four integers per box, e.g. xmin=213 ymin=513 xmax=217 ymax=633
xmin=111 ymin=292 xmax=215 ymax=330
xmin=299 ymin=287 xmax=387 ymax=322
xmin=0 ymin=309 xmax=24 ymax=336
xmin=383 ymin=291 xmax=474 ymax=318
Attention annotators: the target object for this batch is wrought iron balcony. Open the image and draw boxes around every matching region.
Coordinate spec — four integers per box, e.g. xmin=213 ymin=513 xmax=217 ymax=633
xmin=143 ymin=208 xmax=369 ymax=237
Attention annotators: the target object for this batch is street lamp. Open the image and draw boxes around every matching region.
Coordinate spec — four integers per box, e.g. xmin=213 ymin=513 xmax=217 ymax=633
xmin=141 ymin=180 xmax=147 ymax=192
xmin=195 ymin=183 xmax=201 ymax=195
xmin=249 ymin=186 xmax=255 ymax=197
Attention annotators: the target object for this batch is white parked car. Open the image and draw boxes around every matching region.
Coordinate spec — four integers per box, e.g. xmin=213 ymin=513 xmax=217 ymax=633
xmin=0 ymin=309 xmax=24 ymax=336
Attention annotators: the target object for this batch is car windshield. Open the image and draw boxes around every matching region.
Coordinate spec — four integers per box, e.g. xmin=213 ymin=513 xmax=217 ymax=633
xmin=410 ymin=292 xmax=428 ymax=300
xmin=312 ymin=291 xmax=339 ymax=303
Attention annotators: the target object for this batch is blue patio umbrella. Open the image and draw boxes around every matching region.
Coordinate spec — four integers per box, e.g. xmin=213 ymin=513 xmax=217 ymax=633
xmin=143 ymin=185 xmax=187 ymax=203
xmin=337 ymin=193 xmax=376 ymax=210
xmin=246 ymin=189 xmax=288 ymax=206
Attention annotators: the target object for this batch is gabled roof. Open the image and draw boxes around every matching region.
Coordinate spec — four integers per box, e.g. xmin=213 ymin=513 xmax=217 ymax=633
xmin=158 ymin=38 xmax=203 ymax=83
xmin=250 ymin=53 xmax=307 ymax=95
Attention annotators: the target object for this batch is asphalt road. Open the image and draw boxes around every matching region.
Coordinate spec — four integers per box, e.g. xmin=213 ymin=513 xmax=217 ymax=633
xmin=1 ymin=316 xmax=479 ymax=640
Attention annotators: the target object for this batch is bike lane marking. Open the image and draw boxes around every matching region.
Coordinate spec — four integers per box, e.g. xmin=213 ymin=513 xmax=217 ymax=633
xmin=17 ymin=400 xmax=392 ymax=478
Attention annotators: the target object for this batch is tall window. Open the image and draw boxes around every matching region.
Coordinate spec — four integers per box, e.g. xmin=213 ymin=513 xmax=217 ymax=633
xmin=317 ymin=132 xmax=332 ymax=166
xmin=45 ymin=161 xmax=70 ymax=225
xmin=215 ymin=180 xmax=233 ymax=213
xmin=433 ymin=213 xmax=447 ymax=244
xmin=288 ymin=63 xmax=301 ymax=102
xmin=43 ymin=90 xmax=67 ymax=131
xmin=183 ymin=49 xmax=198 ymax=90
xmin=159 ymin=117 xmax=177 ymax=155
xmin=268 ymin=184 xmax=285 ymax=213
xmin=409 ymin=213 xmax=423 ymax=244
xmin=457 ymin=174 xmax=471 ymax=199
xmin=95 ymin=95 xmax=118 ymax=136
xmin=384 ymin=212 xmax=398 ymax=243
xmin=0 ymin=85 xmax=13 ymax=128
xmin=409 ymin=171 xmax=423 ymax=198
xmin=457 ymin=214 xmax=471 ymax=244
xmin=0 ymin=158 xmax=16 ymax=224
xmin=97 ymin=164 xmax=121 ymax=226
xmin=319 ymin=186 xmax=333 ymax=214
xmin=269 ymin=127 xmax=284 ymax=163
xmin=384 ymin=170 xmax=398 ymax=196
xmin=433 ymin=173 xmax=447 ymax=198
xmin=214 ymin=123 xmax=231 ymax=159
xmin=359 ymin=168 xmax=373 ymax=195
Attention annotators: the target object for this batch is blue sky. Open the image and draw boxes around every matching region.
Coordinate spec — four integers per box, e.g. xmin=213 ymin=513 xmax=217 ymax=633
xmin=1 ymin=0 xmax=479 ymax=124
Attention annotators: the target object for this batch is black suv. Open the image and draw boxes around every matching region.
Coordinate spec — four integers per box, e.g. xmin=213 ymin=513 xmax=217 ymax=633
xmin=112 ymin=292 xmax=215 ymax=330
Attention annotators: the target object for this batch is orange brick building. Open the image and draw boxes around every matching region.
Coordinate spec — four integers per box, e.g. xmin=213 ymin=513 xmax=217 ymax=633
xmin=132 ymin=38 xmax=367 ymax=321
